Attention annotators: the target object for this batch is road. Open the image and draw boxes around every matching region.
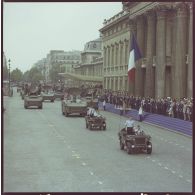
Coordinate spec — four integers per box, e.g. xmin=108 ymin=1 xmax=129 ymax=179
xmin=3 ymin=88 xmax=192 ymax=192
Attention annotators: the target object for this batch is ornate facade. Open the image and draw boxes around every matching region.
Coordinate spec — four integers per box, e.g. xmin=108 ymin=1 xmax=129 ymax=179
xmin=99 ymin=2 xmax=193 ymax=98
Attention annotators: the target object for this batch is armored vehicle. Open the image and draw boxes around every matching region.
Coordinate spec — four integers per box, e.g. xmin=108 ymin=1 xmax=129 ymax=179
xmin=24 ymin=95 xmax=43 ymax=109
xmin=61 ymin=99 xmax=87 ymax=117
xmin=118 ymin=126 xmax=152 ymax=154
xmin=54 ymin=90 xmax=64 ymax=100
xmin=85 ymin=115 xmax=106 ymax=130
xmin=41 ymin=91 xmax=55 ymax=102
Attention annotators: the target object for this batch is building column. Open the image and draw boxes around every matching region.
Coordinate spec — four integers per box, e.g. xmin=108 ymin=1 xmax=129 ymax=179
xmin=118 ymin=76 xmax=120 ymax=91
xmin=113 ymin=77 xmax=116 ymax=91
xmin=187 ymin=3 xmax=193 ymax=97
xmin=135 ymin=15 xmax=145 ymax=97
xmin=165 ymin=12 xmax=173 ymax=97
xmin=173 ymin=3 xmax=188 ymax=98
xmin=145 ymin=10 xmax=156 ymax=98
xmin=110 ymin=45 xmax=112 ymax=67
xmin=156 ymin=7 xmax=167 ymax=98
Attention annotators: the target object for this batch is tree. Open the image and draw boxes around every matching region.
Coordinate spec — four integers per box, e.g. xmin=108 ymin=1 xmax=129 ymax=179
xmin=23 ymin=70 xmax=30 ymax=82
xmin=11 ymin=68 xmax=23 ymax=82
xmin=28 ymin=67 xmax=44 ymax=83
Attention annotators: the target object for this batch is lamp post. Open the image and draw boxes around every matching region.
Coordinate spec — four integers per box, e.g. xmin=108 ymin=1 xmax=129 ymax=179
xmin=8 ymin=59 xmax=11 ymax=94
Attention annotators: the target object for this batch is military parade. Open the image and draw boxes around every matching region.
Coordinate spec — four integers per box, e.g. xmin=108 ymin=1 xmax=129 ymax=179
xmin=2 ymin=1 xmax=193 ymax=194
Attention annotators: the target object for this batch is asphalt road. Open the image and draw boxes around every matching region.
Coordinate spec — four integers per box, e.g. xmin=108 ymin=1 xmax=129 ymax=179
xmin=3 ymin=88 xmax=192 ymax=192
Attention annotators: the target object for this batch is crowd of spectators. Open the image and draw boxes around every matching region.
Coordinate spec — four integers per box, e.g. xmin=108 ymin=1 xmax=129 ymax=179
xmin=99 ymin=89 xmax=193 ymax=122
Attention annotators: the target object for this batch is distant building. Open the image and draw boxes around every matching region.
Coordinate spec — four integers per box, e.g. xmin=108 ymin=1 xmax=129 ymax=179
xmin=72 ymin=37 xmax=103 ymax=86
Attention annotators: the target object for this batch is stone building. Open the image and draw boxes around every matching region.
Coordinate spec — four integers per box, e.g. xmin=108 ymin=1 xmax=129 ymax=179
xmin=34 ymin=50 xmax=81 ymax=83
xmin=99 ymin=2 xmax=193 ymax=99
xmin=72 ymin=37 xmax=103 ymax=86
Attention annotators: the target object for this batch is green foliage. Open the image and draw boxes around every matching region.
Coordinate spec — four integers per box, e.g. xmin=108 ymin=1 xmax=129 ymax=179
xmin=11 ymin=68 xmax=23 ymax=82
xmin=26 ymin=67 xmax=44 ymax=83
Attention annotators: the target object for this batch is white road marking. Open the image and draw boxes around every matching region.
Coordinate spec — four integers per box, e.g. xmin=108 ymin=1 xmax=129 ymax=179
xmin=179 ymin=175 xmax=183 ymax=178
xmin=67 ymin=145 xmax=71 ymax=149
xmin=158 ymin=163 xmax=162 ymax=166
xmin=98 ymin=181 xmax=103 ymax=185
xmin=90 ymin=171 xmax=94 ymax=175
xmin=152 ymin=159 xmax=156 ymax=162
xmin=186 ymin=179 xmax=192 ymax=183
xmin=164 ymin=166 xmax=169 ymax=170
xmin=82 ymin=162 xmax=87 ymax=166
xmin=171 ymin=170 xmax=176 ymax=174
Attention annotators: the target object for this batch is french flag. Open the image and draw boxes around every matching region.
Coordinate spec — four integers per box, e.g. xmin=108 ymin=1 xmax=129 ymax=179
xmin=128 ymin=33 xmax=142 ymax=82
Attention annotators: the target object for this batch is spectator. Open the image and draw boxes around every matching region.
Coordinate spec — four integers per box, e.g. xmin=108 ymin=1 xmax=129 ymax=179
xmin=138 ymin=105 xmax=143 ymax=122
xmin=103 ymin=99 xmax=106 ymax=111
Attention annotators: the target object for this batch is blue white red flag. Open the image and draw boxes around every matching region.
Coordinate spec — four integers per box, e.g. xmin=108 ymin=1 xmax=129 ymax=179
xmin=128 ymin=33 xmax=142 ymax=82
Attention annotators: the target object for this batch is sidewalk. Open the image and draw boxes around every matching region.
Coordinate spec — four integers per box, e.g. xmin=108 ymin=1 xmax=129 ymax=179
xmin=99 ymin=102 xmax=192 ymax=136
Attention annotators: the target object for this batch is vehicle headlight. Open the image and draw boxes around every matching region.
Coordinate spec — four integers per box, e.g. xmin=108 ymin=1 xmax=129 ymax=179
xmin=131 ymin=145 xmax=135 ymax=148
xmin=147 ymin=145 xmax=152 ymax=148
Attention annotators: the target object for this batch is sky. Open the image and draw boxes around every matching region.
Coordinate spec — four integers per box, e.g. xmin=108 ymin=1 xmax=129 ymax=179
xmin=3 ymin=2 xmax=122 ymax=73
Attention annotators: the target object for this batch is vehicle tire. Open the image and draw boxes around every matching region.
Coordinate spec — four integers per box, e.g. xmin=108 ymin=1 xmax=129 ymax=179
xmin=65 ymin=112 xmax=69 ymax=117
xmin=51 ymin=99 xmax=54 ymax=102
xmin=86 ymin=122 xmax=88 ymax=128
xmin=39 ymin=105 xmax=42 ymax=109
xmin=147 ymin=142 xmax=152 ymax=154
xmin=89 ymin=124 xmax=93 ymax=130
xmin=102 ymin=126 xmax=106 ymax=130
xmin=127 ymin=146 xmax=133 ymax=154
xmin=127 ymin=143 xmax=133 ymax=154
xmin=120 ymin=139 xmax=124 ymax=150
xmin=24 ymin=105 xmax=27 ymax=109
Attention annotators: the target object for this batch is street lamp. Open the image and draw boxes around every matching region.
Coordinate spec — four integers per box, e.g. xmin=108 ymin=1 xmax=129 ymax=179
xmin=8 ymin=59 xmax=11 ymax=94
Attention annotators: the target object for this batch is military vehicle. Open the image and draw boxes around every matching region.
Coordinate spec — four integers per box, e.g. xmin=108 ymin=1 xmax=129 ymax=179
xmin=24 ymin=95 xmax=43 ymax=109
xmin=61 ymin=99 xmax=87 ymax=117
xmin=41 ymin=91 xmax=55 ymax=102
xmin=85 ymin=115 xmax=106 ymax=130
xmin=54 ymin=90 xmax=64 ymax=100
xmin=118 ymin=126 xmax=152 ymax=154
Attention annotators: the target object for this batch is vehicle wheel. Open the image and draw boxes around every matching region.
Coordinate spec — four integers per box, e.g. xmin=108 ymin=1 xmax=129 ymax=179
xmin=102 ymin=126 xmax=106 ymax=130
xmin=24 ymin=105 xmax=27 ymax=109
xmin=86 ymin=123 xmax=88 ymax=128
xmin=127 ymin=146 xmax=132 ymax=154
xmin=39 ymin=105 xmax=42 ymax=109
xmin=120 ymin=139 xmax=124 ymax=150
xmin=147 ymin=142 xmax=152 ymax=154
xmin=65 ymin=112 xmax=69 ymax=117
xmin=127 ymin=143 xmax=133 ymax=154
xmin=51 ymin=100 xmax=54 ymax=102
xmin=89 ymin=124 xmax=93 ymax=130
